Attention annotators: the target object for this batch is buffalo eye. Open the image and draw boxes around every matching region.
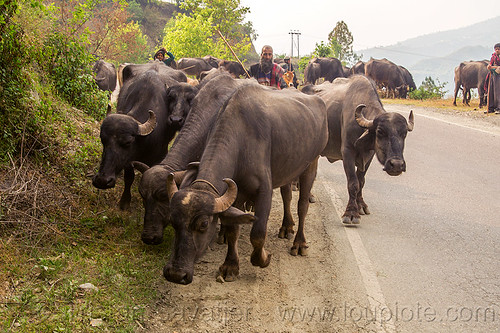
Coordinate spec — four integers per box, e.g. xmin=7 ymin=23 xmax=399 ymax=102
xmin=154 ymin=190 xmax=169 ymax=202
xmin=120 ymin=136 xmax=134 ymax=147
xmin=376 ymin=128 xmax=387 ymax=137
xmin=194 ymin=216 xmax=210 ymax=232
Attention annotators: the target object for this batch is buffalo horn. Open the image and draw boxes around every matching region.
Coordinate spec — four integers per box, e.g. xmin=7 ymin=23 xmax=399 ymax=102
xmin=132 ymin=161 xmax=150 ymax=173
xmin=407 ymin=110 xmax=414 ymax=131
xmin=137 ymin=110 xmax=157 ymax=136
xmin=213 ymin=178 xmax=238 ymax=214
xmin=355 ymin=104 xmax=374 ymax=129
xmin=166 ymin=173 xmax=178 ymax=202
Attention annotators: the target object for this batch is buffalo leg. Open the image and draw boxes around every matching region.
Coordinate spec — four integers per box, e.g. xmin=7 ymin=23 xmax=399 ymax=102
xmin=453 ymin=84 xmax=460 ymax=106
xmin=250 ymin=184 xmax=273 ymax=268
xmin=355 ymin=160 xmax=372 ymax=216
xmin=341 ymin=151 xmax=361 ymax=224
xmin=291 ymin=158 xmax=318 ymax=256
xmin=218 ymin=223 xmax=240 ymax=282
xmin=119 ymin=165 xmax=134 ymax=210
xmin=278 ymin=183 xmax=295 ymax=239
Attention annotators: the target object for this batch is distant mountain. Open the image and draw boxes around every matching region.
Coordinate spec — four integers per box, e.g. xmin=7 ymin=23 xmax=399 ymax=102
xmin=357 ymin=16 xmax=500 ymax=96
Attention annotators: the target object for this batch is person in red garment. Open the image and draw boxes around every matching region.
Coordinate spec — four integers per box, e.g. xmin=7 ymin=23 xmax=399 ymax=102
xmin=484 ymin=43 xmax=500 ymax=114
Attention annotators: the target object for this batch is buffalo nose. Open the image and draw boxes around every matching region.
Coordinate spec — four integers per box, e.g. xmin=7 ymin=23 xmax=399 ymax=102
xmin=383 ymin=159 xmax=406 ymax=176
xmin=92 ymin=174 xmax=116 ymax=189
xmin=168 ymin=115 xmax=184 ymax=127
xmin=141 ymin=233 xmax=163 ymax=245
xmin=164 ymin=265 xmax=192 ymax=285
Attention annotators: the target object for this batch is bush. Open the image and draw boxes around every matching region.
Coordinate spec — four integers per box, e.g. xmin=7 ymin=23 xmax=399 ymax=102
xmin=0 ymin=7 xmax=30 ymax=161
xmin=409 ymin=76 xmax=447 ymax=100
xmin=43 ymin=32 xmax=109 ymax=120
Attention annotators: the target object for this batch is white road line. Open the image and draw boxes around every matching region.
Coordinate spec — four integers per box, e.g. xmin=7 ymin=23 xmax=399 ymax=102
xmin=407 ymin=111 xmax=500 ymax=136
xmin=320 ymin=176 xmax=397 ymax=333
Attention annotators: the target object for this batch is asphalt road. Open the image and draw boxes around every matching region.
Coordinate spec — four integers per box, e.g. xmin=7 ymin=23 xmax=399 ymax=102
xmin=316 ymin=104 xmax=500 ymax=332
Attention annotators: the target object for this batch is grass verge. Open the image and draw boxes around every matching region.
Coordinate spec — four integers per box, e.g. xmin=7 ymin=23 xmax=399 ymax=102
xmin=0 ymin=103 xmax=173 ymax=332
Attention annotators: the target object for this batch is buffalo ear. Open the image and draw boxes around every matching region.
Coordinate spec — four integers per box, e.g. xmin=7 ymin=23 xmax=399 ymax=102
xmin=132 ymin=161 xmax=150 ymax=173
xmin=354 ymin=129 xmax=375 ymax=151
xmin=219 ymin=206 xmax=256 ymax=225
xmin=179 ymin=162 xmax=200 ymax=188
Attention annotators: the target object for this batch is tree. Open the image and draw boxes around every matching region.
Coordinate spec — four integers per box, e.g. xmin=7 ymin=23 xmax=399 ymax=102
xmin=313 ymin=41 xmax=333 ymax=58
xmin=327 ymin=21 xmax=360 ymax=66
xmin=162 ymin=0 xmax=254 ymax=60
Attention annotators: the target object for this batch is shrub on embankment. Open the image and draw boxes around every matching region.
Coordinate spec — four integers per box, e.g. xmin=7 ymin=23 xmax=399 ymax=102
xmin=1 ymin=1 xmax=172 ymax=331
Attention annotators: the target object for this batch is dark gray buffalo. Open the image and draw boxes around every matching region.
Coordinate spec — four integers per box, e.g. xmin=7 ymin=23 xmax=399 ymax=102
xmin=93 ymin=59 xmax=117 ymax=92
xmin=163 ymin=82 xmax=328 ymax=284
xmin=92 ymin=64 xmax=193 ymax=210
xmin=218 ymin=60 xmax=248 ymax=78
xmin=351 ymin=61 xmax=365 ymax=75
xmin=398 ymin=65 xmax=416 ymax=98
xmin=453 ymin=60 xmax=488 ymax=107
xmin=304 ymin=75 xmax=414 ymax=224
xmin=304 ymin=57 xmax=344 ymax=84
xmin=365 ymin=58 xmax=407 ymax=98
xmin=177 ymin=56 xmax=221 ymax=79
xmin=121 ymin=62 xmax=187 ymax=87
xmin=133 ymin=70 xmax=247 ymax=245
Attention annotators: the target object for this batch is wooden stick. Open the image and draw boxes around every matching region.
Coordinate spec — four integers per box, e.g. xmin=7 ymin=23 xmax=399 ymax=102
xmin=217 ymin=30 xmax=251 ymax=78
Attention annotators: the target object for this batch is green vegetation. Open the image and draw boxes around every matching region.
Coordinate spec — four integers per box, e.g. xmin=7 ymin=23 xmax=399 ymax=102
xmin=162 ymin=0 xmax=254 ymax=61
xmin=409 ymin=76 xmax=447 ymax=100
xmin=0 ymin=0 xmax=180 ymax=331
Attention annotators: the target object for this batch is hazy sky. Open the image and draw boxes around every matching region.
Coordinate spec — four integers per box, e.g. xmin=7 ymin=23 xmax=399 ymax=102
xmin=240 ymin=0 xmax=499 ymax=56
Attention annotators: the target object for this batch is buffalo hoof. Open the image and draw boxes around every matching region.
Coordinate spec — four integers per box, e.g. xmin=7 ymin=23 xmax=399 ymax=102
xmin=118 ymin=200 xmax=131 ymax=211
xmin=218 ymin=263 xmax=239 ymax=282
xmin=359 ymin=205 xmax=370 ymax=215
xmin=342 ymin=215 xmax=360 ymax=225
xmin=278 ymin=226 xmax=294 ymax=240
xmin=290 ymin=243 xmax=308 ymax=256
xmin=251 ymin=249 xmax=271 ymax=268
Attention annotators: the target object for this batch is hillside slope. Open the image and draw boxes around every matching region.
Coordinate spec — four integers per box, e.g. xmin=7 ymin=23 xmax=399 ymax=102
xmin=357 ymin=16 xmax=500 ymax=95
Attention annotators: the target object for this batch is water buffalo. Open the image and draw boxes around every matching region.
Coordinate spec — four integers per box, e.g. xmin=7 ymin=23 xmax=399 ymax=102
xmin=304 ymin=75 xmax=414 ymax=225
xmin=218 ymin=60 xmax=248 ymax=78
xmin=121 ymin=62 xmax=187 ymax=87
xmin=453 ymin=60 xmax=488 ymax=107
xmin=133 ymin=70 xmax=247 ymax=245
xmin=93 ymin=59 xmax=117 ymax=92
xmin=163 ymin=82 xmax=328 ymax=284
xmin=351 ymin=61 xmax=365 ymax=75
xmin=92 ymin=64 xmax=192 ymax=210
xmin=398 ymin=65 xmax=416 ymax=98
xmin=303 ymin=57 xmax=344 ymax=84
xmin=365 ymin=58 xmax=407 ymax=98
xmin=177 ymin=55 xmax=221 ymax=79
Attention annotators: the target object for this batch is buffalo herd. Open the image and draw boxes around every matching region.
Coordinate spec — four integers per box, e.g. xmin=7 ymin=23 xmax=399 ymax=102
xmin=91 ymin=55 xmax=415 ymax=285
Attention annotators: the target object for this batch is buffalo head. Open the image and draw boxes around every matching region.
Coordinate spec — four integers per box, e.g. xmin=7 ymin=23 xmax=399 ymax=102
xmin=355 ymin=104 xmax=414 ymax=176
xmin=134 ymin=162 xmax=187 ymax=245
xmin=166 ymin=83 xmax=198 ymax=130
xmin=163 ymin=175 xmax=254 ymax=284
xmin=92 ymin=110 xmax=156 ymax=189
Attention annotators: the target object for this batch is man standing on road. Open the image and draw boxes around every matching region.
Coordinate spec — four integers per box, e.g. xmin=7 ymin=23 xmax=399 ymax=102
xmin=249 ymin=45 xmax=287 ymax=89
xmin=485 ymin=43 xmax=500 ymax=114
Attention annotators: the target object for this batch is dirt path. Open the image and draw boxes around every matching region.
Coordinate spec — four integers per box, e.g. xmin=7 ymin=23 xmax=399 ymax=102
xmin=142 ymin=181 xmax=380 ymax=333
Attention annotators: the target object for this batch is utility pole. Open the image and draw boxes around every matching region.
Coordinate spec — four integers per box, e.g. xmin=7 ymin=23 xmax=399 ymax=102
xmin=289 ymin=30 xmax=301 ymax=59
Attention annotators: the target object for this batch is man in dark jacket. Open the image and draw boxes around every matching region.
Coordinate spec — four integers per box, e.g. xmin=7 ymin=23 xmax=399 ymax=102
xmin=249 ymin=45 xmax=287 ymax=89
